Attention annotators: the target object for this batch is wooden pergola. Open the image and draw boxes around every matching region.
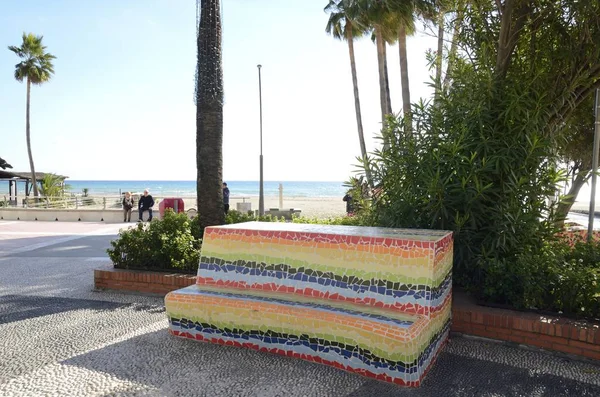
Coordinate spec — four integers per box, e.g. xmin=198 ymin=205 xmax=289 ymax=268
xmin=0 ymin=171 xmax=68 ymax=205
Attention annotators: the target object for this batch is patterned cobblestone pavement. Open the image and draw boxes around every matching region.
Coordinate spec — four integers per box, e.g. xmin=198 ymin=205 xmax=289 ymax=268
xmin=0 ymin=221 xmax=599 ymax=396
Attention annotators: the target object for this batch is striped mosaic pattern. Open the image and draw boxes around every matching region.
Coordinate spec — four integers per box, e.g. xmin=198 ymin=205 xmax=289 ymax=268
xmin=166 ymin=286 xmax=451 ymax=386
xmin=197 ymin=223 xmax=453 ymax=316
xmin=165 ymin=222 xmax=453 ymax=387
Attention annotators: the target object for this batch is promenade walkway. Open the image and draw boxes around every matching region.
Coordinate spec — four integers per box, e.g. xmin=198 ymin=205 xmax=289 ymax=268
xmin=0 ymin=220 xmax=599 ymax=396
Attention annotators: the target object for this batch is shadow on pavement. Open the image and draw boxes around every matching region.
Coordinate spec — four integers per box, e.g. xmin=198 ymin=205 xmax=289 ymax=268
xmin=0 ymin=294 xmax=164 ymax=326
xmin=348 ymin=350 xmax=600 ymax=397
xmin=16 ymin=235 xmax=116 ymax=258
xmin=58 ymin=327 xmax=600 ymax=397
xmin=61 ymin=328 xmax=366 ymax=397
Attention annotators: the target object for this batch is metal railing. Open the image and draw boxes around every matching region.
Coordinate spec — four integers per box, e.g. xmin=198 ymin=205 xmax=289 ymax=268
xmin=1 ymin=195 xmax=125 ymax=210
xmin=1 ymin=195 xmax=253 ymax=211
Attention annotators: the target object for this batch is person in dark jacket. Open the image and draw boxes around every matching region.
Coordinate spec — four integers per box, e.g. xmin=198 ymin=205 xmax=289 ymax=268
xmin=122 ymin=192 xmax=134 ymax=222
xmin=138 ymin=189 xmax=155 ymax=222
xmin=223 ymin=182 xmax=230 ymax=214
xmin=343 ymin=192 xmax=354 ymax=216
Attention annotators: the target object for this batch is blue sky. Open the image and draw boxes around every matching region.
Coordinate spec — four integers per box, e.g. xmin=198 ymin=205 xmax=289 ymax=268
xmin=1 ymin=0 xmax=437 ymax=181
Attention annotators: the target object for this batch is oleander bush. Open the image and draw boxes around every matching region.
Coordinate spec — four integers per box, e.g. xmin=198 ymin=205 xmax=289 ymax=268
xmin=359 ymin=71 xmax=600 ymax=320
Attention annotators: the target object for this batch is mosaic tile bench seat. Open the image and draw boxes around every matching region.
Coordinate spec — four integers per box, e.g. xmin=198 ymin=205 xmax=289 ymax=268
xmin=165 ymin=222 xmax=453 ymax=387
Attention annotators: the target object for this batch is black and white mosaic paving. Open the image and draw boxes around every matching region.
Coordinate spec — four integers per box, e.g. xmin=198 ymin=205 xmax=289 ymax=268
xmin=0 ymin=222 xmax=599 ymax=396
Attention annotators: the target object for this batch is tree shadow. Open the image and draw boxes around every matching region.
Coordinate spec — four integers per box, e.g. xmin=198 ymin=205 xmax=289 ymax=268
xmin=0 ymin=234 xmax=115 ymax=258
xmin=0 ymin=294 xmax=164 ymax=325
xmin=348 ymin=349 xmax=600 ymax=397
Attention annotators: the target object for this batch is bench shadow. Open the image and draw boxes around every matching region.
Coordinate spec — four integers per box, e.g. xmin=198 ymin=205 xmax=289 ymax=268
xmin=60 ymin=327 xmax=368 ymax=396
xmin=59 ymin=330 xmax=600 ymax=397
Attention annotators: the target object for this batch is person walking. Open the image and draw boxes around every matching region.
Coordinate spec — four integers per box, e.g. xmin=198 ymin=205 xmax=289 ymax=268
xmin=223 ymin=182 xmax=230 ymax=214
xmin=138 ymin=189 xmax=155 ymax=222
xmin=122 ymin=192 xmax=134 ymax=222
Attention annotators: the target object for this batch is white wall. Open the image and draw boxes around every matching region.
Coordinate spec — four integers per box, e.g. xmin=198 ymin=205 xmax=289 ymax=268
xmin=0 ymin=208 xmax=154 ymax=223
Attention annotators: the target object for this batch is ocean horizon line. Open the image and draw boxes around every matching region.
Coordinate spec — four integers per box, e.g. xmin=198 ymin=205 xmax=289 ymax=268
xmin=3 ymin=180 xmax=350 ymax=199
xmin=66 ymin=179 xmax=347 ymax=183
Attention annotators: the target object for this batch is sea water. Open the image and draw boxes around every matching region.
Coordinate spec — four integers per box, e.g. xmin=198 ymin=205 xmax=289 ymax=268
xmin=51 ymin=180 xmax=348 ymax=198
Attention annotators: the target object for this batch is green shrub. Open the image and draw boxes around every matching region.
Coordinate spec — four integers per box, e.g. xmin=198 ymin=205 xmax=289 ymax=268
xmin=431 ymin=231 xmax=599 ymax=320
xmin=109 ymin=207 xmax=370 ymax=275
xmin=514 ymin=240 xmax=600 ymax=319
xmin=291 ymin=214 xmax=366 ymax=226
xmin=107 ymin=209 xmax=200 ymax=273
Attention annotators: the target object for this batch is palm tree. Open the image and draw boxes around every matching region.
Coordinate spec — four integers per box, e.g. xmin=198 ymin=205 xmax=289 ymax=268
xmin=325 ymin=0 xmax=373 ymax=187
xmin=196 ymin=0 xmax=225 ymax=229
xmin=39 ymin=173 xmax=71 ymax=197
xmin=8 ymin=33 xmax=56 ymax=198
xmin=0 ymin=157 xmax=12 ymax=170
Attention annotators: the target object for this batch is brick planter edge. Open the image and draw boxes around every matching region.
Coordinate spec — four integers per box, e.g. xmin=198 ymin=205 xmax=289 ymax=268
xmin=94 ymin=264 xmax=196 ymax=295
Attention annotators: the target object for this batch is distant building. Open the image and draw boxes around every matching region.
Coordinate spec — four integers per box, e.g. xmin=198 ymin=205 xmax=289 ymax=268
xmin=0 ymin=171 xmax=68 ymax=205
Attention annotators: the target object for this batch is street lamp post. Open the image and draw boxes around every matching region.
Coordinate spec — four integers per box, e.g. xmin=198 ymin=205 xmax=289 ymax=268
xmin=257 ymin=64 xmax=264 ymax=216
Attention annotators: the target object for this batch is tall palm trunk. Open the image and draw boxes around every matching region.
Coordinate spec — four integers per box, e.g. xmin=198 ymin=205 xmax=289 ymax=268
xmin=346 ymin=28 xmax=372 ymax=187
xmin=375 ymin=25 xmax=391 ymax=125
xmin=196 ymin=0 xmax=224 ymax=229
xmin=26 ymin=77 xmax=39 ymax=197
xmin=398 ymin=24 xmax=411 ymax=134
xmin=435 ymin=10 xmax=444 ymax=98
xmin=555 ymin=169 xmax=591 ymax=228
xmin=383 ymin=43 xmax=392 ymax=116
xmin=443 ymin=4 xmax=464 ymax=90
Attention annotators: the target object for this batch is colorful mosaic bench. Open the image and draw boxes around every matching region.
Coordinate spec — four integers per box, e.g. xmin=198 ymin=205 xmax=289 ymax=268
xmin=165 ymin=222 xmax=453 ymax=387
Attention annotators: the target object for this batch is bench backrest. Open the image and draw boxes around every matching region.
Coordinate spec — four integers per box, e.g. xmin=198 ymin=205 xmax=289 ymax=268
xmin=197 ymin=222 xmax=453 ymax=317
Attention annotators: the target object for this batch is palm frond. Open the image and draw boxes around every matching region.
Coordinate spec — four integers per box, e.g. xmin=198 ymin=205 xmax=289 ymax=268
xmin=0 ymin=157 xmax=12 ymax=170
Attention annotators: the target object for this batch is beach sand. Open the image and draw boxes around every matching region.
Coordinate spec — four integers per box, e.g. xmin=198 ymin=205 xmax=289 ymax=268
xmin=61 ymin=194 xmax=346 ymax=218
xmin=181 ymin=196 xmax=346 ymax=218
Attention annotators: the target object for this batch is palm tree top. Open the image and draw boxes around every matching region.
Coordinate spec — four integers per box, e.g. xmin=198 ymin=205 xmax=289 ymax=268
xmin=8 ymin=32 xmax=56 ymax=85
xmin=324 ymin=0 xmax=368 ymax=41
xmin=326 ymin=0 xmax=434 ymax=44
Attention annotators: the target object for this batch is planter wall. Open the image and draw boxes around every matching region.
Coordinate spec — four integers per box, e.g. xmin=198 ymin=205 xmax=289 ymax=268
xmin=94 ymin=265 xmax=195 ymax=295
xmin=452 ymin=293 xmax=600 ymax=361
